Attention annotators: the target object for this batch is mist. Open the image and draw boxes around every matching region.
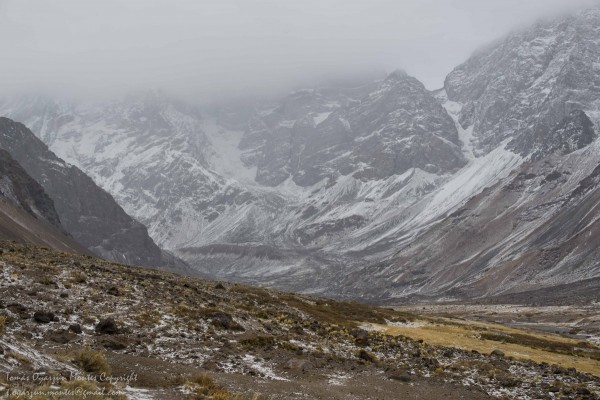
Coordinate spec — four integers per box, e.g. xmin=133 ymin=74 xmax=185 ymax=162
xmin=1 ymin=0 xmax=598 ymax=103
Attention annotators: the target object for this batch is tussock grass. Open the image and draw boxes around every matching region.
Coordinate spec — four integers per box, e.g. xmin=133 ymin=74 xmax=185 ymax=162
xmin=72 ymin=348 xmax=111 ymax=375
xmin=0 ymin=314 xmax=6 ymax=335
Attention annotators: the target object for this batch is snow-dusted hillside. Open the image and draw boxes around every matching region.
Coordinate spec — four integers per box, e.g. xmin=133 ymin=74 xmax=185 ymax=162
xmin=3 ymin=8 xmax=600 ymax=301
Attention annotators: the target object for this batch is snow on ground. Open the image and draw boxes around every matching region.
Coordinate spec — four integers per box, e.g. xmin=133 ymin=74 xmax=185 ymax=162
xmin=122 ymin=387 xmax=157 ymax=400
xmin=415 ymin=139 xmax=522 ymax=225
xmin=327 ymin=372 xmax=352 ymax=386
xmin=241 ymin=355 xmax=289 ymax=381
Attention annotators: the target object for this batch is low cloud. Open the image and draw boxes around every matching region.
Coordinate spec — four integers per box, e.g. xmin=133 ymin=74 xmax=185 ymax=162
xmin=0 ymin=0 xmax=598 ymax=102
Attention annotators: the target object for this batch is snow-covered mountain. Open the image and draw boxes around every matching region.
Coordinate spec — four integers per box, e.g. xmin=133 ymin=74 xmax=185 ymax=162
xmin=349 ymin=8 xmax=600 ymax=301
xmin=2 ymin=8 xmax=600 ymax=301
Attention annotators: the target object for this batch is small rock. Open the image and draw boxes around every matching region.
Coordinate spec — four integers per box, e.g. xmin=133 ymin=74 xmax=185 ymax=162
xmin=550 ymin=364 xmax=567 ymax=375
xmin=576 ymin=387 xmax=591 ymax=395
xmin=491 ymin=349 xmax=505 ymax=357
xmin=95 ymin=318 xmax=119 ymax=334
xmin=46 ymin=330 xmax=77 ymax=344
xmin=8 ymin=303 xmax=28 ymax=318
xmin=496 ymin=375 xmax=522 ymax=388
xmin=68 ymin=324 xmax=82 ymax=334
xmin=350 ymin=328 xmax=369 ymax=346
xmin=421 ymin=357 xmax=440 ymax=369
xmin=490 ymin=358 xmax=510 ymax=370
xmin=214 ymin=283 xmax=226 ymax=290
xmin=291 ymin=325 xmax=304 ymax=335
xmin=107 ymin=286 xmax=120 ymax=296
xmin=442 ymin=349 xmax=454 ymax=358
xmin=358 ymin=349 xmax=377 ymax=363
xmin=33 ymin=311 xmax=55 ymax=324
xmin=20 ymin=331 xmax=33 ymax=339
xmin=99 ymin=336 xmax=129 ymax=350
xmin=209 ymin=312 xmax=244 ymax=331
xmin=389 ymin=372 xmax=412 ymax=382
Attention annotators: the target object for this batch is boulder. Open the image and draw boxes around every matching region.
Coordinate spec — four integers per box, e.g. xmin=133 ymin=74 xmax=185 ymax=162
xmin=95 ymin=318 xmax=119 ymax=334
xmin=68 ymin=324 xmax=83 ymax=334
xmin=33 ymin=311 xmax=55 ymax=324
xmin=209 ymin=312 xmax=244 ymax=331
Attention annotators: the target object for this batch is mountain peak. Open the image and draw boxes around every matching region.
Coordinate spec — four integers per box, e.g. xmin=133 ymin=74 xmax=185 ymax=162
xmin=385 ymin=69 xmax=411 ymax=81
xmin=445 ymin=5 xmax=600 ymax=156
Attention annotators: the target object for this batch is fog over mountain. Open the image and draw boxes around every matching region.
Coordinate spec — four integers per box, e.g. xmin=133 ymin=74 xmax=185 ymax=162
xmin=1 ymin=0 xmax=599 ymax=102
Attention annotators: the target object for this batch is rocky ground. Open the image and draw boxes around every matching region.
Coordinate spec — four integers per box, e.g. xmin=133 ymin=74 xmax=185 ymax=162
xmin=0 ymin=241 xmax=599 ymax=399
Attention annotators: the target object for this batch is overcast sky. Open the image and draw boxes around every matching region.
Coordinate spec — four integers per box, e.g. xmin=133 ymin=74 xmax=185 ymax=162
xmin=0 ymin=0 xmax=598 ymax=102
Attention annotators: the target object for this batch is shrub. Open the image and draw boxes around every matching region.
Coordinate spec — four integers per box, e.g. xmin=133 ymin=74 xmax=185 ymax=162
xmin=70 ymin=271 xmax=87 ymax=284
xmin=134 ymin=310 xmax=161 ymax=328
xmin=185 ymin=373 xmax=247 ymax=400
xmin=72 ymin=348 xmax=111 ymax=375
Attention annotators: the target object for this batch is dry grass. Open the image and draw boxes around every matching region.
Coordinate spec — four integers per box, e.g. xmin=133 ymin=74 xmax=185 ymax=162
xmin=377 ymin=318 xmax=600 ymax=376
xmin=185 ymin=373 xmax=241 ymax=400
xmin=5 ymin=350 xmax=32 ymax=365
xmin=69 ymin=270 xmax=87 ymax=284
xmin=0 ymin=314 xmax=6 ymax=335
xmin=133 ymin=309 xmax=161 ymax=328
xmin=282 ymin=295 xmax=412 ymax=328
xmin=72 ymin=348 xmax=111 ymax=376
xmin=183 ymin=373 xmax=265 ymax=400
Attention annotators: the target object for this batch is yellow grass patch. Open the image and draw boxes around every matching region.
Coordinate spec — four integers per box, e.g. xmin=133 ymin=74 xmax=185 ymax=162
xmin=375 ymin=317 xmax=600 ymax=376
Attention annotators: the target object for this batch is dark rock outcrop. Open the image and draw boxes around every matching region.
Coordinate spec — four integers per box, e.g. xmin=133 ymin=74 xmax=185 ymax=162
xmin=95 ymin=317 xmax=119 ymax=335
xmin=0 ymin=117 xmax=187 ymax=271
xmin=33 ymin=311 xmax=55 ymax=324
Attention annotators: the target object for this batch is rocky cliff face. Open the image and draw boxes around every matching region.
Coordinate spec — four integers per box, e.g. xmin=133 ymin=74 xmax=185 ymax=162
xmin=242 ymin=71 xmax=465 ymax=187
xmin=0 ymin=148 xmax=62 ymax=229
xmin=0 ymin=117 xmax=186 ymax=271
xmin=445 ymin=9 xmax=600 ymax=157
xmin=0 ymin=147 xmax=89 ymax=252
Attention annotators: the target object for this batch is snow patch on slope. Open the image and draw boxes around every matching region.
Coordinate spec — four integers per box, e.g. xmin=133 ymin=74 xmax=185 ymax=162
xmin=435 ymin=89 xmax=474 ymax=159
xmin=203 ymin=117 xmax=257 ymax=184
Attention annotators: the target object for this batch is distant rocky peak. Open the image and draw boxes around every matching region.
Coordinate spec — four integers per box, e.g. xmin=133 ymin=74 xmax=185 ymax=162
xmin=444 ymin=6 xmax=600 ymax=158
xmin=240 ymin=70 xmax=464 ymax=187
xmin=385 ymin=69 xmax=410 ymax=81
